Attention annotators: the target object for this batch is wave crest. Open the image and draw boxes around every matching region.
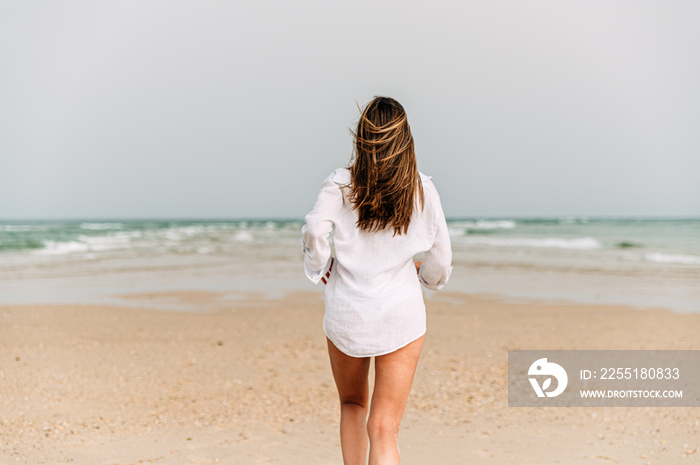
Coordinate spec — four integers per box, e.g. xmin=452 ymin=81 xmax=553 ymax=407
xmin=460 ymin=236 xmax=602 ymax=250
xmin=644 ymin=253 xmax=700 ymax=266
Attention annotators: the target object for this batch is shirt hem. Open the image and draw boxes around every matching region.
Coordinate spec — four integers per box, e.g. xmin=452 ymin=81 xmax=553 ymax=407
xmin=323 ymin=327 xmax=427 ymax=358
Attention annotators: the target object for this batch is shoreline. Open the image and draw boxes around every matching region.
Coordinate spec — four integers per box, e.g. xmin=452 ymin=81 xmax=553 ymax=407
xmin=2 ymin=290 xmax=699 ymax=464
xmin=2 ymin=270 xmax=699 ymax=315
xmin=3 ymin=252 xmax=699 ymax=314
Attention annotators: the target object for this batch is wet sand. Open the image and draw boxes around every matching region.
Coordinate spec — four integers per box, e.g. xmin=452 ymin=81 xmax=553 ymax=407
xmin=1 ymin=290 xmax=699 ymax=464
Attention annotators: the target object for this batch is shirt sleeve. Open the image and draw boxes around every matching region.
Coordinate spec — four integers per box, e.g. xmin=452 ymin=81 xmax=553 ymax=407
xmin=418 ymin=184 xmax=453 ymax=291
xmin=301 ymin=171 xmax=341 ymax=284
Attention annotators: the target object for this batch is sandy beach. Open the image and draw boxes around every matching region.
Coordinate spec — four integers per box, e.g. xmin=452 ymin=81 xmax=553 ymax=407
xmin=2 ymin=290 xmax=699 ymax=464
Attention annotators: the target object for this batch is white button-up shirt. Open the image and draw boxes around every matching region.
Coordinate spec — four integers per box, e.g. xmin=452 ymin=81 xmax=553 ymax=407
xmin=302 ymin=168 xmax=452 ymax=357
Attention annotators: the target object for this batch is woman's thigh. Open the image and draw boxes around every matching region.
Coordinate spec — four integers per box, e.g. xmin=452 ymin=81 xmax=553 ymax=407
xmin=327 ymin=337 xmax=371 ymax=406
xmin=369 ymin=335 xmax=425 ymax=425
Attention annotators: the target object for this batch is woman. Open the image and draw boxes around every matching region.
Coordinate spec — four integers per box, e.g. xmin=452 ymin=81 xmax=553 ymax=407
xmin=302 ymin=96 xmax=452 ymax=465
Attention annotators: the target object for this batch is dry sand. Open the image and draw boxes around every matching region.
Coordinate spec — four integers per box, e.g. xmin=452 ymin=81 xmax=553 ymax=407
xmin=1 ymin=290 xmax=699 ymax=464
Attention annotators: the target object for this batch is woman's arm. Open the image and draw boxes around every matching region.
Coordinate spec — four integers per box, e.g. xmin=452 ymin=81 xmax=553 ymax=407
xmin=301 ymin=171 xmax=341 ymax=284
xmin=418 ymin=187 xmax=453 ymax=291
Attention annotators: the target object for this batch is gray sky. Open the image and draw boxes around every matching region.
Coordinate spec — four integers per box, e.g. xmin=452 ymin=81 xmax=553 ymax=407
xmin=1 ymin=1 xmax=698 ymax=219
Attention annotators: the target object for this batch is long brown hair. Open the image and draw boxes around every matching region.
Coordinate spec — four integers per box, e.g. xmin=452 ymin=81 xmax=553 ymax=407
xmin=347 ymin=96 xmax=424 ymax=236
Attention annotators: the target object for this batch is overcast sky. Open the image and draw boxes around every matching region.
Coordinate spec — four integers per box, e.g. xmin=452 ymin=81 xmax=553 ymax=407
xmin=1 ymin=1 xmax=698 ymax=220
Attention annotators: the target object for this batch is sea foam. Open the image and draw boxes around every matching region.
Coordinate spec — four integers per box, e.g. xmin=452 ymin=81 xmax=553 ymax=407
xmin=233 ymin=231 xmax=254 ymax=242
xmin=34 ymin=231 xmax=141 ymax=255
xmin=448 ymin=220 xmax=517 ymax=236
xmin=460 ymin=236 xmax=602 ymax=250
xmin=80 ymin=223 xmax=124 ymax=230
xmin=34 ymin=240 xmax=90 ymax=255
xmin=644 ymin=253 xmax=700 ymax=266
xmin=452 ymin=220 xmax=516 ymax=230
xmin=0 ymin=224 xmax=51 ymax=232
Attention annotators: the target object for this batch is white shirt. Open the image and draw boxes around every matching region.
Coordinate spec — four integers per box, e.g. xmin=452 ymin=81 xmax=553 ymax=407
xmin=302 ymin=168 xmax=452 ymax=357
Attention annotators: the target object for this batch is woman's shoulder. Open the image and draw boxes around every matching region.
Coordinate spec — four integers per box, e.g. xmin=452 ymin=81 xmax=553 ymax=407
xmin=418 ymin=171 xmax=440 ymax=198
xmin=331 ymin=167 xmax=351 ymax=185
xmin=316 ymin=168 xmax=350 ymax=189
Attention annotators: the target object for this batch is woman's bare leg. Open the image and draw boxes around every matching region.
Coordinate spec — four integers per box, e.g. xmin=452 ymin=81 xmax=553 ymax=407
xmin=367 ymin=335 xmax=424 ymax=465
xmin=327 ymin=337 xmax=371 ymax=465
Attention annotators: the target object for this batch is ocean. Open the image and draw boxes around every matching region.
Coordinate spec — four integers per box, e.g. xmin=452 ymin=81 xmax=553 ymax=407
xmin=1 ymin=218 xmax=699 ymax=312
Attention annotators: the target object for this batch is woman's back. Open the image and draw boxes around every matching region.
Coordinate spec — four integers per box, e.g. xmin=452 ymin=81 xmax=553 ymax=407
xmin=302 ymin=166 xmax=451 ymax=356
